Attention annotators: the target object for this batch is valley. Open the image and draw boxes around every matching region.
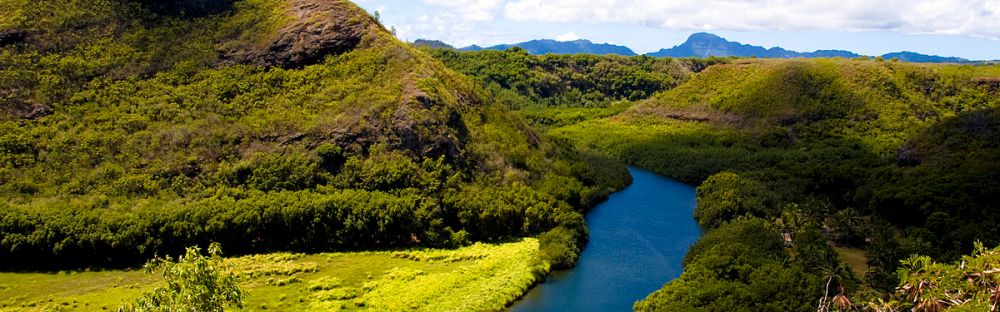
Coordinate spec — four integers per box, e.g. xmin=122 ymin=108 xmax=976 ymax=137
xmin=2 ymin=0 xmax=1000 ymax=311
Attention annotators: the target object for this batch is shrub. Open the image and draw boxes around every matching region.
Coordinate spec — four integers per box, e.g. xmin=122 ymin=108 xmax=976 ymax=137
xmin=538 ymin=226 xmax=582 ymax=270
xmin=119 ymin=243 xmax=244 ymax=312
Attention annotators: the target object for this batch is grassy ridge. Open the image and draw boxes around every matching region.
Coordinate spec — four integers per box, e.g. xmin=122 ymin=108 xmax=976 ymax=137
xmin=0 ymin=239 xmax=547 ymax=311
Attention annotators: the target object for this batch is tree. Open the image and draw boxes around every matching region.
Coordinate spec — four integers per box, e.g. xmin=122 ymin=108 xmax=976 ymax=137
xmin=119 ymin=243 xmax=245 ymax=312
xmin=694 ymin=172 xmax=778 ymax=229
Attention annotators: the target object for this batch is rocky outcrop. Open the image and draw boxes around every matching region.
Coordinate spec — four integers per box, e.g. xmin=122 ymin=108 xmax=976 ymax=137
xmin=0 ymin=30 xmax=26 ymax=46
xmin=136 ymin=0 xmax=234 ymax=17
xmin=220 ymin=0 xmax=379 ymax=68
xmin=3 ymin=99 xmax=52 ymax=120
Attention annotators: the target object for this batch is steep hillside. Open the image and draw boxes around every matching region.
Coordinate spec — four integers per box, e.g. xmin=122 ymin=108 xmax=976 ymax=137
xmin=0 ymin=0 xmax=618 ymax=269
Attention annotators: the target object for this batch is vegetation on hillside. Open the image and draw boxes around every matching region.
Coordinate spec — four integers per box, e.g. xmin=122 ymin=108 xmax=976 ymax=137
xmin=876 ymin=242 xmax=1000 ymax=311
xmin=426 ymin=47 xmax=727 ymax=128
xmin=0 ymin=0 xmax=625 ymax=270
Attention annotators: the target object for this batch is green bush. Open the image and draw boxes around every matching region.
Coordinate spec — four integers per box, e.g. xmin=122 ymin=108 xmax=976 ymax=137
xmin=119 ymin=243 xmax=244 ymax=312
xmin=538 ymin=226 xmax=582 ymax=270
xmin=694 ymin=172 xmax=780 ymax=229
xmin=637 ymin=219 xmax=824 ymax=312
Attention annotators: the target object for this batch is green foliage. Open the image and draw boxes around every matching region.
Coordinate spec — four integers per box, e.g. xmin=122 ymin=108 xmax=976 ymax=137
xmin=428 ymin=48 xmax=715 ymax=112
xmin=682 ymin=218 xmax=783 ymax=266
xmin=694 ymin=172 xmax=780 ymax=229
xmin=119 ymin=243 xmax=244 ymax=312
xmin=636 ymin=219 xmax=826 ymax=312
xmin=843 ymin=242 xmax=1000 ymax=311
xmin=538 ymin=226 xmax=582 ymax=270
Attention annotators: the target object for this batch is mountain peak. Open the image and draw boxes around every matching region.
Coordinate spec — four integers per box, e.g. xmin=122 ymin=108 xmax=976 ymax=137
xmin=686 ymin=32 xmax=725 ymax=42
xmin=649 ymin=32 xmax=860 ymax=59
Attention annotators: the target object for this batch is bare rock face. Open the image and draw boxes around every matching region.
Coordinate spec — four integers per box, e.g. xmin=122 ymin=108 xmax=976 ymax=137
xmin=221 ymin=0 xmax=378 ymax=68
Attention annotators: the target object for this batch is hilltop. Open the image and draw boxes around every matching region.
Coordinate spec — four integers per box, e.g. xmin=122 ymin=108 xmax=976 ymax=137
xmin=413 ymin=39 xmax=455 ymax=50
xmin=0 ymin=0 xmax=618 ymax=269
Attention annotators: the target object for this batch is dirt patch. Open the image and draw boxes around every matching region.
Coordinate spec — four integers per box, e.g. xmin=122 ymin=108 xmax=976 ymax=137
xmin=831 ymin=245 xmax=869 ymax=280
xmin=973 ymin=77 xmax=1000 ymax=84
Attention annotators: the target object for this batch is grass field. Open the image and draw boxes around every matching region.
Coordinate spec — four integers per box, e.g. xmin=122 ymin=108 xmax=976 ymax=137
xmin=0 ymin=239 xmax=548 ymax=312
xmin=831 ymin=246 xmax=869 ymax=280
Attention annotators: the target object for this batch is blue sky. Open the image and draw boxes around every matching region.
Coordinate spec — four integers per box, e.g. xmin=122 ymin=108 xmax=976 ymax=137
xmin=354 ymin=0 xmax=1000 ymax=60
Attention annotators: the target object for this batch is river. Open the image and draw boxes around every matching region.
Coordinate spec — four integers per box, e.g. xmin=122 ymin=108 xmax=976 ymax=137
xmin=509 ymin=167 xmax=701 ymax=312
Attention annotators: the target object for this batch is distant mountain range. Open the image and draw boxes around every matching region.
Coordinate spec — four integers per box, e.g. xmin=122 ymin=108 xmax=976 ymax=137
xmin=646 ymin=32 xmax=862 ymax=59
xmin=648 ymin=33 xmax=971 ymax=63
xmin=880 ymin=51 xmax=970 ymax=63
xmin=414 ymin=32 xmax=978 ymax=63
xmin=461 ymin=39 xmax=637 ymax=56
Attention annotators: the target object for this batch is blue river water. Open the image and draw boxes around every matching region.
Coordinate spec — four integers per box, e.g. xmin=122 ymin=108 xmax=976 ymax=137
xmin=509 ymin=167 xmax=701 ymax=312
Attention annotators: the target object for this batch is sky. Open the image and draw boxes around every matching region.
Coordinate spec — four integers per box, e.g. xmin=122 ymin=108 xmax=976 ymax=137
xmin=353 ymin=0 xmax=1000 ymax=61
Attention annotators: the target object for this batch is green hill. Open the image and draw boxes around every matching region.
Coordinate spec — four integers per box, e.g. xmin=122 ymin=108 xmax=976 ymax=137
xmin=0 ymin=0 xmax=622 ymax=269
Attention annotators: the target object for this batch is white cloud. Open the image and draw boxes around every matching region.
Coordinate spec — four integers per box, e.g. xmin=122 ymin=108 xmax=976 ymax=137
xmin=421 ymin=0 xmax=502 ymax=22
xmin=556 ymin=31 xmax=581 ymax=41
xmin=502 ymin=0 xmax=1000 ymax=40
xmin=390 ymin=11 xmax=520 ymax=48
